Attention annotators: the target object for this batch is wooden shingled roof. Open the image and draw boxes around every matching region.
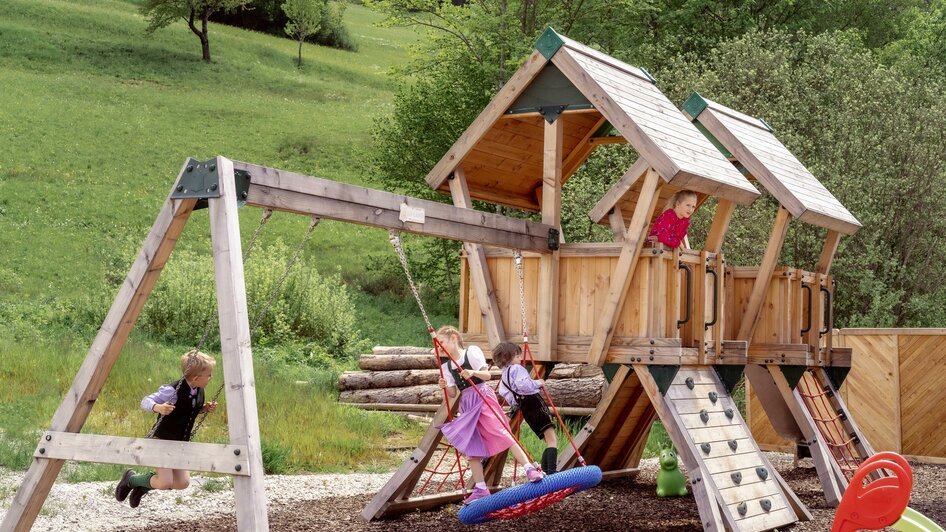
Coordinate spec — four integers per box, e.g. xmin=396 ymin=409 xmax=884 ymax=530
xmin=681 ymin=93 xmax=862 ymax=235
xmin=424 ymin=28 xmax=760 ymax=212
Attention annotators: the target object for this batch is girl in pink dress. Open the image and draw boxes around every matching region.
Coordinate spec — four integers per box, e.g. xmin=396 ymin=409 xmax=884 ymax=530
xmin=435 ymin=326 xmax=544 ymax=503
xmin=649 ymin=190 xmax=698 ymax=249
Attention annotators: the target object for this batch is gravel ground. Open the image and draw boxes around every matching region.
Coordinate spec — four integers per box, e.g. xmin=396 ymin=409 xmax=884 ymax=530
xmin=3 ymin=455 xmax=944 ymax=531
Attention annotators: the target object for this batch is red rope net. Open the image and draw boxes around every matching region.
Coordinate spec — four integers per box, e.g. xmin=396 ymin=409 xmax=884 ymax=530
xmin=484 ymin=486 xmax=580 ymax=520
xmin=795 ymin=370 xmax=862 ymax=480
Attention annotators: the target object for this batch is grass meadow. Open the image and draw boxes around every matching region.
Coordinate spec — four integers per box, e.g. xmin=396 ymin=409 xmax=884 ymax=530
xmin=0 ymin=0 xmax=670 ymax=484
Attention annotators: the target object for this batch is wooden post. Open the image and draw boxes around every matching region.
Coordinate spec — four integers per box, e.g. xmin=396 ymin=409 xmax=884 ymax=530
xmin=1 ymin=164 xmax=197 ymax=532
xmin=208 ymin=156 xmax=269 ymax=531
xmin=737 ymin=207 xmax=791 ymax=343
xmin=816 ymin=230 xmax=841 ymax=276
xmin=705 ymin=200 xmax=735 ymax=255
xmin=587 ymin=169 xmax=660 ymax=366
xmin=449 ymin=168 xmax=506 ymax=347
xmin=538 ymin=118 xmax=563 ymax=360
xmin=608 ymin=207 xmax=627 ymax=243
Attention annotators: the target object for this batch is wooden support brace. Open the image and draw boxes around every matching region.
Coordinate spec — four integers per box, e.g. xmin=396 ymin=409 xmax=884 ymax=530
xmin=816 ymin=230 xmax=841 ymax=275
xmin=449 ymin=168 xmax=505 ymax=346
xmin=587 ymin=169 xmax=661 ymax=366
xmin=609 ymin=207 xmax=627 ymax=242
xmin=705 ymin=200 xmax=735 ymax=255
xmin=0 ymin=161 xmax=197 ymax=532
xmin=737 ymin=207 xmax=791 ymax=343
xmin=208 ymin=156 xmax=269 ymax=531
xmin=33 ymin=432 xmax=249 ymax=475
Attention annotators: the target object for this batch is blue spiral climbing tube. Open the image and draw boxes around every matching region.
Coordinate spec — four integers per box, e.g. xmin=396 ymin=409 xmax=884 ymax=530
xmin=458 ymin=466 xmax=603 ymax=525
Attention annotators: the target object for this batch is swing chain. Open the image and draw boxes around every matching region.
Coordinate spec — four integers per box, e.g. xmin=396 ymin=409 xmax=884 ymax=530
xmin=513 ymin=250 xmax=528 ymax=340
xmin=389 ymin=230 xmax=434 ymax=334
xmin=192 ymin=215 xmax=320 ymax=440
xmin=250 ymin=216 xmax=321 ymax=333
xmin=195 ymin=208 xmax=274 ymax=351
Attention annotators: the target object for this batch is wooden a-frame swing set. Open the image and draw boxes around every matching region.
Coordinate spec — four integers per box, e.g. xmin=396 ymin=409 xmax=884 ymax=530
xmin=4 ymin=27 xmax=873 ymax=532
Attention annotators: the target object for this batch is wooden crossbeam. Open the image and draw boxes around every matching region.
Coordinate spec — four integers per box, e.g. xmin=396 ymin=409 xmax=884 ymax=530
xmin=588 ymin=157 xmax=648 ymax=223
xmin=235 ymin=161 xmax=555 ymax=253
xmin=587 ymin=168 xmax=661 ymax=366
xmin=33 ymin=432 xmax=249 ymax=475
xmin=0 ymin=162 xmax=197 ymax=532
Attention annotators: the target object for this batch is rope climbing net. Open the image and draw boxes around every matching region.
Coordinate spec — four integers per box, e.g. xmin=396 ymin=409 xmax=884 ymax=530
xmin=795 ymin=370 xmax=862 ymax=481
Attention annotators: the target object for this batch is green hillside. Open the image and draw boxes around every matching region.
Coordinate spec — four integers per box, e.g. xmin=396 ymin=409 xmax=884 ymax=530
xmin=0 ymin=0 xmax=457 ymax=477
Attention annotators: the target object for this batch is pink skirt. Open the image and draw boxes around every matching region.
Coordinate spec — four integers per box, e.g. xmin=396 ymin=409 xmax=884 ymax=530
xmin=438 ymin=383 xmax=515 ymax=459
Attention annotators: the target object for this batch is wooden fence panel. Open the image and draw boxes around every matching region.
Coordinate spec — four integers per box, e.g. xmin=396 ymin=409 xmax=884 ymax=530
xmin=898 ymin=334 xmax=946 ymax=458
xmin=836 ymin=333 xmax=900 ymax=453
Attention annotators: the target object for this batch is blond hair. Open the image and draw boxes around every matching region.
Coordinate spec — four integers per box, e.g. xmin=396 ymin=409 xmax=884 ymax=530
xmin=435 ymin=325 xmax=465 ymax=349
xmin=491 ymin=342 xmax=521 ymax=368
xmin=666 ymin=190 xmax=698 ymax=210
xmin=181 ymin=349 xmax=216 ymax=379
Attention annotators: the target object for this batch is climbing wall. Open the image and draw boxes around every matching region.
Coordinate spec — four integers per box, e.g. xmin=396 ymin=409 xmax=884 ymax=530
xmin=640 ymin=366 xmax=805 ymax=531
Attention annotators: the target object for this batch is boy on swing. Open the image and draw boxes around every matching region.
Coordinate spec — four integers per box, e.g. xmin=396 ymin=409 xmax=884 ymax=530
xmin=114 ymin=349 xmax=218 ymax=508
xmin=493 ymin=342 xmax=560 ymax=474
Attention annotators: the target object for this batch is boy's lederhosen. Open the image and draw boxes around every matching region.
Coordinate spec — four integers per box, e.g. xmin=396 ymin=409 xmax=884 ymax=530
xmin=445 ymin=349 xmax=483 ymax=392
xmin=150 ymin=378 xmax=205 ymax=442
xmin=502 ymin=368 xmax=554 ymax=439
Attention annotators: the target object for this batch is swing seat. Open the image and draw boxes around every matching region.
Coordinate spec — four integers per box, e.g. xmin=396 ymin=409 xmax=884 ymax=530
xmin=458 ymin=465 xmax=602 ymax=525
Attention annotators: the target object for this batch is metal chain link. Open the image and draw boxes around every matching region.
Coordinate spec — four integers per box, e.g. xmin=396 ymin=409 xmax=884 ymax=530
xmin=191 ymin=215 xmax=321 ymax=440
xmin=513 ymin=250 xmax=528 ymax=341
xmin=195 ymin=208 xmax=274 ymax=351
xmin=389 ymin=230 xmax=434 ymax=334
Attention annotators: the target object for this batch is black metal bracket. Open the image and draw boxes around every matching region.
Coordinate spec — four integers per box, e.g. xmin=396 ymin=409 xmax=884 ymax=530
xmin=825 ymin=366 xmax=851 ymax=390
xmin=780 ymin=365 xmax=807 ymax=390
xmin=548 ymin=228 xmax=560 ymax=251
xmin=649 ymin=365 xmax=680 ymax=396
xmin=171 ymin=158 xmax=251 ymax=210
xmin=713 ymin=365 xmax=744 ymax=394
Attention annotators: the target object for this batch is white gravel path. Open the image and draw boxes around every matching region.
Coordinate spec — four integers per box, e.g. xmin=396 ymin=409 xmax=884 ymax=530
xmin=0 ymin=468 xmax=393 ymax=531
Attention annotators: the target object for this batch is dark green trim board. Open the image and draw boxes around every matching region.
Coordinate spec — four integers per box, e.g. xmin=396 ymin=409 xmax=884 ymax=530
xmin=780 ymin=366 xmax=807 ymax=390
xmin=694 ymin=121 xmax=733 ymax=159
xmin=758 ymin=118 xmax=774 ymax=132
xmin=639 ymin=67 xmax=657 ymax=84
xmin=713 ymin=365 xmax=745 ymax=394
xmin=602 ymin=363 xmax=622 ymax=383
xmin=535 ymin=27 xmax=565 ymax=60
xmin=825 ymin=367 xmax=851 ymax=390
xmin=506 ymin=63 xmax=592 ymax=123
xmin=648 ymin=365 xmax=680 ymax=396
xmin=681 ymin=92 xmax=709 ymax=120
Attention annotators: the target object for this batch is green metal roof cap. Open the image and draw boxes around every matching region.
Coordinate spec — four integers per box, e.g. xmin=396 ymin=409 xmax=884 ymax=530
xmin=535 ymin=26 xmax=565 ymax=60
xmin=681 ymin=92 xmax=709 ymax=120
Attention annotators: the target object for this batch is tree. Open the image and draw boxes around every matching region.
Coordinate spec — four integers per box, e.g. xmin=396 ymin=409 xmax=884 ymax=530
xmin=282 ymin=0 xmax=325 ymax=67
xmin=141 ymin=0 xmax=250 ymax=62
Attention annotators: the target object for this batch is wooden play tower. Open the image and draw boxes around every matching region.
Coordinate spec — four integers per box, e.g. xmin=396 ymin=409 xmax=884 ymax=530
xmin=364 ymin=28 xmax=818 ymax=531
xmin=679 ymin=93 xmax=874 ymax=504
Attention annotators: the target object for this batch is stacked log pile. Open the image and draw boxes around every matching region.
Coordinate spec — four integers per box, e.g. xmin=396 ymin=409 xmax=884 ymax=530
xmin=338 ymin=346 xmax=606 ymax=415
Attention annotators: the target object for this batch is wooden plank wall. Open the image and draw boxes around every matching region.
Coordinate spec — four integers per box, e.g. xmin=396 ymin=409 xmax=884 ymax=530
xmin=747 ymin=329 xmax=946 ymax=461
xmin=460 ymin=249 xmax=680 ymax=349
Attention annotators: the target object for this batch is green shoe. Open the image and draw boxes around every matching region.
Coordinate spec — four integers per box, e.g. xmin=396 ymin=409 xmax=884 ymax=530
xmin=128 ymin=486 xmax=148 ymax=509
xmin=114 ymin=469 xmax=135 ymax=502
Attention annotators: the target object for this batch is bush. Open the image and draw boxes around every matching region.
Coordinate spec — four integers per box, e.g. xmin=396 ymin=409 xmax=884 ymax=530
xmin=124 ymin=240 xmax=369 ymax=362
